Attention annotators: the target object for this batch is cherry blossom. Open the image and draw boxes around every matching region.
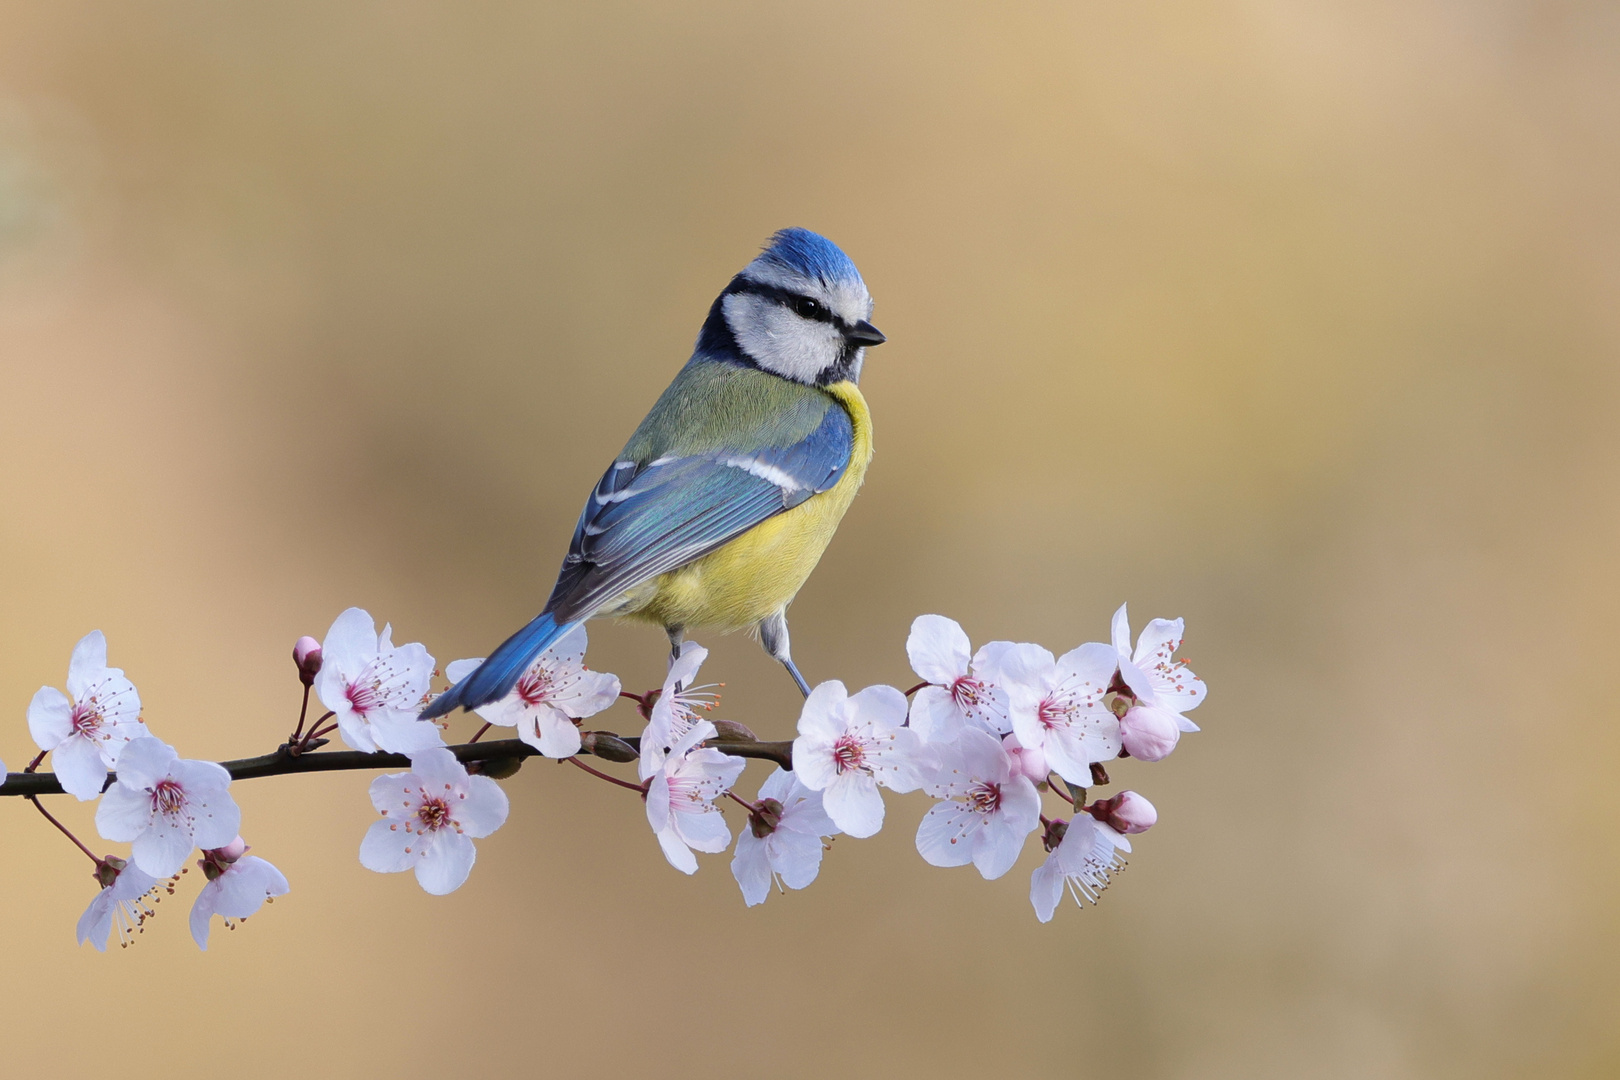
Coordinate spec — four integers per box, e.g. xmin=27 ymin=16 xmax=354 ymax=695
xmin=76 ymin=857 xmax=160 ymax=951
xmin=359 ymin=747 xmax=510 ymax=895
xmin=27 ymin=630 xmax=146 ymax=801
xmin=981 ymin=641 xmax=1120 ymax=786
xmin=315 ymin=607 xmax=442 ymax=754
xmin=640 ymin=717 xmax=746 ymax=874
xmin=443 ymin=625 xmax=620 ymax=759
xmin=1111 ymin=603 xmax=1205 ymax=729
xmin=94 ymin=736 xmax=240 ymax=877
xmin=650 ymin=640 xmax=721 ymax=745
xmin=190 ymin=840 xmax=290 ymax=950
xmin=791 ymin=681 xmax=925 ymax=839
xmin=1030 ymin=814 xmax=1131 ymax=923
xmin=905 ymin=615 xmax=1012 ymax=742
xmin=916 ymin=728 xmax=1041 ymax=879
xmin=1117 ymin=703 xmax=1183 ymax=761
xmin=731 ymin=767 xmax=839 ymax=906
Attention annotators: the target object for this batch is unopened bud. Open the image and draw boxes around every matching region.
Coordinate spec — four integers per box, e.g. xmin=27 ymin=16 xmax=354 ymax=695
xmin=749 ymin=797 xmax=785 ymax=838
xmin=580 ymin=731 xmax=638 ymax=763
xmin=217 ymin=836 xmax=248 ymax=861
xmin=1089 ymin=791 xmax=1157 ymax=834
xmin=710 ymin=720 xmax=759 ymax=743
xmin=293 ymin=636 xmax=323 ymax=685
xmin=1118 ymin=704 xmax=1180 ymax=762
xmin=1001 ymin=732 xmax=1050 ymax=784
xmin=198 ymin=837 xmax=248 ymax=881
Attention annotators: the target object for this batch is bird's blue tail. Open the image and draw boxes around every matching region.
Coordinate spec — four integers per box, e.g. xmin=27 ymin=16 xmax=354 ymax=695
xmin=419 ymin=611 xmax=575 ymax=719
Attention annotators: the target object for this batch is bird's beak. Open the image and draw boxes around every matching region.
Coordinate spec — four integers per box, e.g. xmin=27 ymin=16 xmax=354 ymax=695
xmin=845 ymin=320 xmax=887 ymax=347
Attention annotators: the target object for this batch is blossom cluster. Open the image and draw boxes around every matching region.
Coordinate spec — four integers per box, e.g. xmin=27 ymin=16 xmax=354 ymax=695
xmin=7 ymin=601 xmax=1205 ymax=950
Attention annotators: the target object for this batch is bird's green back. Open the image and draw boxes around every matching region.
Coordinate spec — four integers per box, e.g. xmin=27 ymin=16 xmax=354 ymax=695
xmin=620 ymin=361 xmax=835 ymax=462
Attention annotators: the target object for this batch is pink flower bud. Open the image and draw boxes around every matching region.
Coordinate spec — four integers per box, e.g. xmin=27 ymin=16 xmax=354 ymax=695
xmin=1001 ymin=732 xmax=1050 ymax=784
xmin=293 ymin=636 xmax=322 ymax=685
xmin=217 ymin=836 xmax=248 ymax=862
xmin=1118 ymin=704 xmax=1181 ymax=761
xmin=1090 ymin=791 xmax=1157 ymax=834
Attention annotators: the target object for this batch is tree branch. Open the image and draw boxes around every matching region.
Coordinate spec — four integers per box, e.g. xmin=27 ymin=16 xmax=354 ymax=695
xmin=0 ymin=733 xmax=794 ymax=798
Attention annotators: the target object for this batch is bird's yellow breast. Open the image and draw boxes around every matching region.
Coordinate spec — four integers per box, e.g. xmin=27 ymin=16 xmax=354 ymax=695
xmin=626 ymin=380 xmax=873 ymax=634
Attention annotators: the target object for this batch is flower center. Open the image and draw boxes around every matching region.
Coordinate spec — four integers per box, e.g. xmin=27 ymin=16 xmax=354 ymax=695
xmin=516 ymin=668 xmax=554 ymax=706
xmin=345 ymin=680 xmax=382 ymax=717
xmin=416 ymin=797 xmax=451 ymax=831
xmin=71 ymin=700 xmax=104 ymax=737
xmin=950 ymin=676 xmax=984 ymax=709
xmin=151 ymin=779 xmax=186 ymax=816
xmin=965 ymin=781 xmax=1002 ymax=815
xmin=1036 ymin=695 xmax=1073 ymax=730
xmin=832 ymin=734 xmax=867 ymax=774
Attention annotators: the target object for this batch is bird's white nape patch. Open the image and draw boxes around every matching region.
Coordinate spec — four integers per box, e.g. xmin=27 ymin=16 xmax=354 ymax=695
xmin=723 ymin=292 xmax=845 ymax=383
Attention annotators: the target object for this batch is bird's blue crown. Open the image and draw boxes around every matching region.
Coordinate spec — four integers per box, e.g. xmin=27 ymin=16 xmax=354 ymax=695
xmin=756 ymin=227 xmax=863 ymax=286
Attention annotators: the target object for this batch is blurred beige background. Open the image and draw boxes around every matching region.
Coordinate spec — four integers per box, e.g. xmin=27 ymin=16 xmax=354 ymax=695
xmin=0 ymin=2 xmax=1616 ymax=1077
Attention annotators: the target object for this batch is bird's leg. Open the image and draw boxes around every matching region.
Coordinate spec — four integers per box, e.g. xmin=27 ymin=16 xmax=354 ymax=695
xmin=665 ymin=624 xmax=686 ymax=671
xmin=758 ymin=610 xmax=811 ymax=699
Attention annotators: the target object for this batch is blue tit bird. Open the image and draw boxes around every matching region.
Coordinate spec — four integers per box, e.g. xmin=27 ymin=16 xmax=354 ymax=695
xmin=421 ymin=227 xmax=886 ymax=720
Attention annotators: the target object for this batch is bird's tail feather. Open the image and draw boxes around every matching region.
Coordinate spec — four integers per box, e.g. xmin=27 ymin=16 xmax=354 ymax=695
xmin=418 ymin=611 xmax=574 ymax=719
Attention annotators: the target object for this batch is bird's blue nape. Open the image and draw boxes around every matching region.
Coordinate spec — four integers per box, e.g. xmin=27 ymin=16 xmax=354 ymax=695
xmin=758 ymin=227 xmax=863 ymax=287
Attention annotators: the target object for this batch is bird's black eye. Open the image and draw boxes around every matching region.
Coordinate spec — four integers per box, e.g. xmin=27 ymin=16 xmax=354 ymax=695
xmin=791 ymin=295 xmax=826 ymax=321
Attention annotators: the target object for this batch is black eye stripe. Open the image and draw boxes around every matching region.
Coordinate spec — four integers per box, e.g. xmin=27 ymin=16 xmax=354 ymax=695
xmin=726 ymin=279 xmax=843 ymax=328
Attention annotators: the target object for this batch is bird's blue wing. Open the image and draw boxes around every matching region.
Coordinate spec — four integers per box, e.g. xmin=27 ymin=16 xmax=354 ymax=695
xmin=544 ymin=402 xmax=854 ymax=623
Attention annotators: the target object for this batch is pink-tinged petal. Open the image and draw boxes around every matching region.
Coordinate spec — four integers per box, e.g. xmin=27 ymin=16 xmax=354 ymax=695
xmin=413 ymin=830 xmax=476 ymax=895
xmin=770 ymin=828 xmax=827 ymax=890
xmin=526 ymin=708 xmax=582 ymax=759
xmin=1042 ymin=722 xmax=1119 ymax=787
xmin=321 ymin=607 xmax=380 ymax=672
xmin=132 ymin=814 xmax=196 ymax=877
xmin=872 ymin=727 xmax=928 ymax=794
xmin=378 ymin=623 xmax=395 ymax=651
xmin=907 ymin=686 xmax=964 ymax=745
xmin=212 ymin=857 xmax=289 ymax=919
xmin=359 ymin=818 xmax=416 ymax=873
xmin=444 ymin=658 xmax=483 ymax=683
xmin=557 ymin=669 xmax=621 ymax=719
xmin=456 ymin=775 xmax=510 ymax=838
xmin=796 ymin=680 xmax=849 ymax=741
xmin=189 ymin=879 xmax=221 ymax=949
xmin=66 ymin=630 xmax=110 ymax=700
xmin=113 ymin=736 xmax=176 ymax=791
xmin=673 ymin=804 xmax=731 ymax=854
xmin=971 ymin=815 xmax=1031 ymax=881
xmin=1030 ymin=854 xmax=1064 ymax=923
xmin=664 ymin=640 xmax=708 ymax=692
xmin=906 ymin=615 xmax=971 ymax=685
xmin=82 ymin=673 xmax=142 ymax=732
xmin=1110 ymin=603 xmax=1131 ymax=658
xmin=377 ymin=641 xmax=434 ymax=708
xmin=757 ymin=767 xmax=796 ymax=803
xmin=1055 ymin=641 xmax=1119 ymax=690
xmin=645 ymin=772 xmax=671 ymax=833
xmin=956 ymin=728 xmax=1011 ymax=785
xmin=791 ymin=737 xmax=837 ymax=791
xmin=95 ymin=785 xmax=152 ymax=841
xmin=977 ymin=642 xmax=1056 ymax=705
xmin=53 ymin=735 xmax=111 ymax=801
xmin=823 ymin=773 xmax=884 ymax=838
xmin=848 ymin=683 xmax=909 ymax=730
xmin=182 ymin=788 xmax=243 ymax=853
xmin=1116 ymin=658 xmax=1157 ymax=703
xmin=27 ymin=687 xmax=73 ymax=750
xmin=172 ymin=757 xmax=232 ymax=796
xmin=370 ymin=714 xmax=446 ymax=754
xmin=79 ymin=865 xmax=158 ymax=950
xmin=1119 ymin=704 xmax=1181 ymax=762
xmin=405 ymin=747 xmax=465 ymax=790
xmin=1176 ymin=713 xmax=1200 ymax=733
xmin=688 ymin=747 xmax=747 ymax=790
xmin=655 ymin=824 xmax=699 ymax=874
xmin=917 ymin=803 xmax=978 ymax=867
xmin=731 ymin=833 xmax=772 ymax=906
xmin=778 ymin=789 xmax=836 ymax=838
xmin=367 ymin=770 xmax=413 ymax=817
xmin=316 ymin=670 xmax=362 ymax=733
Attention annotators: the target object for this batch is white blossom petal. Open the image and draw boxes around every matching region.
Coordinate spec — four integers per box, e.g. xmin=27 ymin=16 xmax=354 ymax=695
xmin=66 ymin=630 xmax=109 ymax=700
xmin=823 ymin=773 xmax=884 ymax=838
xmin=53 ymin=735 xmax=110 ymax=801
xmin=907 ymin=614 xmax=971 ymax=685
xmin=27 ymin=686 xmax=73 ymax=750
xmin=413 ymin=829 xmax=477 ymax=895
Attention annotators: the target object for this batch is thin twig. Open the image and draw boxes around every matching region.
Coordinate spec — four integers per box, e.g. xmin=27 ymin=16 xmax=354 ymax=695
xmin=27 ymin=796 xmax=101 ymax=863
xmin=567 ymin=755 xmax=647 ymax=794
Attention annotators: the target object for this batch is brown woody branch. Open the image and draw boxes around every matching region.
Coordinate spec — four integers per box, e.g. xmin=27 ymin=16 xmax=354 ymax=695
xmin=0 ymin=733 xmax=794 ymax=798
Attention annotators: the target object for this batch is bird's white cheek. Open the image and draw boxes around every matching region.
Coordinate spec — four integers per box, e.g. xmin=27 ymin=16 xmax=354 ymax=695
xmin=723 ymin=294 xmax=840 ymax=383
